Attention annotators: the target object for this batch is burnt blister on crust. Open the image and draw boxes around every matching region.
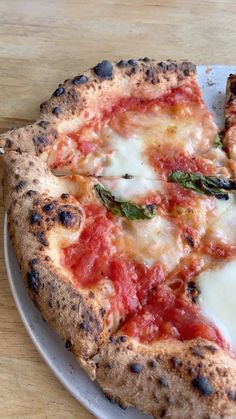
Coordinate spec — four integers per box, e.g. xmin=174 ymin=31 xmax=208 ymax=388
xmin=94 ymin=60 xmax=113 ymax=79
xmin=58 ymin=210 xmax=73 ymax=226
xmin=52 ymin=106 xmax=62 ymax=117
xmin=27 ymin=268 xmax=41 ymax=293
xmin=53 ymin=86 xmax=65 ymax=97
xmin=16 ymin=180 xmax=27 ymax=192
xmin=72 ymin=75 xmax=88 ymax=85
xmin=130 ymin=363 xmax=143 ymax=373
xmin=192 ymin=374 xmax=213 ymax=397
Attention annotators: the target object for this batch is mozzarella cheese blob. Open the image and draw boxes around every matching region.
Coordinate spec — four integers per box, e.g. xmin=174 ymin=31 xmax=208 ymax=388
xmin=198 ymin=260 xmax=236 ymax=351
xmin=102 ymin=177 xmax=163 ymax=200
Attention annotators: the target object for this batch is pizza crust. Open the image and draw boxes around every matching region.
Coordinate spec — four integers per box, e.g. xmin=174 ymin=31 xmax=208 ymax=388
xmin=96 ymin=336 xmax=236 ymax=418
xmin=1 ymin=59 xmax=236 ymax=418
xmin=0 ymin=59 xmax=196 ymax=158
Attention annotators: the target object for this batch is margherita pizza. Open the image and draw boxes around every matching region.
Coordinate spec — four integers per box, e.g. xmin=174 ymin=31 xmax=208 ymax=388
xmin=1 ymin=59 xmax=236 ymax=418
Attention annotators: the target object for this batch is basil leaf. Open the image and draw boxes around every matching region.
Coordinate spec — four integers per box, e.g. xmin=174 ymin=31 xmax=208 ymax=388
xmin=214 ymin=131 xmax=225 ymax=149
xmin=169 ymin=171 xmax=236 ymax=200
xmin=94 ymin=184 xmax=156 ymax=220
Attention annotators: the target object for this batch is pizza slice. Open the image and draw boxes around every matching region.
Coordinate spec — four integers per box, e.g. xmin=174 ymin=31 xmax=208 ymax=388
xmin=2 ymin=59 xmax=236 ymax=419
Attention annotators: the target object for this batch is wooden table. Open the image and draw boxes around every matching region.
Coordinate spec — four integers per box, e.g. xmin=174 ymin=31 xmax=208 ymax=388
xmin=0 ymin=0 xmax=236 ymax=417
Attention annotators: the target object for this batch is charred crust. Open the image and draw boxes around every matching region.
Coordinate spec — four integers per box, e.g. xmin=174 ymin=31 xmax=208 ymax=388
xmin=58 ymin=210 xmax=73 ymax=226
xmin=52 ymin=106 xmax=62 ymax=117
xmin=35 ymin=231 xmax=49 ymax=246
xmin=26 ymin=190 xmax=37 ymax=197
xmin=170 ymin=356 xmax=183 ymax=369
xmin=30 ymin=212 xmax=41 ymax=225
xmin=116 ymin=60 xmax=129 ymax=68
xmin=27 ymin=269 xmax=41 ymax=293
xmin=128 ymin=59 xmax=138 ymax=66
xmin=129 ymin=363 xmax=143 ymax=373
xmin=80 ymin=321 xmax=89 ymax=331
xmin=230 ymin=81 xmax=236 ymax=96
xmin=53 ymin=86 xmax=65 ymax=97
xmin=190 ymin=347 xmax=205 ymax=359
xmin=94 ymin=60 xmax=113 ymax=79
xmin=148 ymin=360 xmax=158 ymax=368
xmin=119 ymin=335 xmax=128 ymax=343
xmin=65 ymin=339 xmax=72 ymax=350
xmin=42 ymin=202 xmax=55 ymax=213
xmin=192 ymin=374 xmax=213 ymax=397
xmin=160 ymin=409 xmax=167 ymax=418
xmin=29 ymin=258 xmax=38 ymax=267
xmin=61 ymin=193 xmax=69 ymax=199
xmin=38 ymin=120 xmax=50 ymax=129
xmin=72 ymin=75 xmax=88 ymax=85
xmin=33 ymin=134 xmax=46 ymax=149
xmin=5 ymin=138 xmax=13 ymax=148
xmin=16 ymin=180 xmax=26 ymax=191
xmin=187 ymin=281 xmax=200 ymax=303
xmin=226 ymin=389 xmax=236 ymax=402
xmin=204 ymin=344 xmax=218 ymax=354
xmin=159 ymin=377 xmax=169 ymax=388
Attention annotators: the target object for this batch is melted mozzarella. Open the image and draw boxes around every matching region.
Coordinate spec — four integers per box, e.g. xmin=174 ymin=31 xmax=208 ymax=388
xmin=103 ymin=131 xmax=156 ymax=178
xmin=117 ymin=216 xmax=188 ymax=272
xmin=198 ymin=260 xmax=236 ymax=350
xmin=102 ymin=177 xmax=164 ymax=200
xmin=209 ymin=194 xmax=236 ymax=245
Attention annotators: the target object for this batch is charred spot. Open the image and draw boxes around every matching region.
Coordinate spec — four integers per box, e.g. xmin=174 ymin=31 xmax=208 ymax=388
xmin=128 ymin=59 xmax=138 ymax=66
xmin=27 ymin=269 xmax=41 ymax=293
xmin=148 ymin=360 xmax=157 ymax=368
xmin=204 ymin=344 xmax=217 ymax=354
xmin=187 ymin=281 xmax=200 ymax=303
xmin=170 ymin=356 xmax=182 ymax=369
xmin=105 ymin=394 xmax=116 ymax=404
xmin=157 ymin=62 xmax=168 ymax=72
xmin=226 ymin=389 xmax=236 ymax=402
xmin=48 ymin=299 xmax=52 ymax=308
xmin=35 ymin=232 xmax=49 ymax=246
xmin=71 ymin=304 xmax=78 ymax=311
xmin=61 ymin=193 xmax=69 ymax=199
xmin=129 ymin=363 xmax=143 ymax=373
xmin=230 ymin=81 xmax=236 ymax=96
xmin=26 ymin=190 xmax=37 ymax=197
xmin=38 ymin=120 xmax=50 ymax=129
xmin=45 ymin=255 xmax=51 ymax=261
xmin=33 ymin=134 xmax=46 ymax=148
xmin=5 ymin=138 xmax=13 ymax=148
xmin=53 ymin=86 xmax=65 ymax=97
xmin=15 ymin=147 xmax=22 ymax=154
xmin=146 ymin=68 xmax=154 ymax=80
xmin=65 ymin=339 xmax=72 ymax=350
xmin=110 ymin=336 xmax=116 ymax=343
xmin=15 ymin=174 xmax=20 ymax=180
xmin=94 ymin=60 xmax=113 ymax=79
xmin=143 ymin=57 xmax=150 ymax=62
xmin=180 ymin=61 xmax=196 ymax=76
xmin=105 ymin=362 xmax=113 ymax=369
xmin=118 ymin=403 xmax=127 ymax=410
xmin=192 ymin=374 xmax=213 ymax=397
xmin=58 ymin=210 xmax=73 ymax=226
xmin=29 ymin=258 xmax=38 ymax=267
xmin=72 ymin=75 xmax=88 ymax=85
xmin=116 ymin=60 xmax=129 ymax=68
xmin=16 ymin=180 xmax=26 ymax=191
xmin=30 ymin=212 xmax=41 ymax=225
xmin=190 ymin=347 xmax=205 ymax=359
xmin=119 ymin=335 xmax=128 ymax=342
xmin=52 ymin=106 xmax=62 ymax=117
xmin=40 ymin=101 xmax=47 ymax=111
xmin=43 ymin=202 xmax=55 ymax=213
xmin=99 ymin=307 xmax=106 ymax=318
xmin=160 ymin=409 xmax=167 ymax=418
xmin=159 ymin=377 xmax=169 ymax=388
xmin=89 ymin=291 xmax=94 ymax=299
xmin=80 ymin=321 xmax=89 ymax=331
xmin=185 ymin=234 xmax=195 ymax=247
xmin=188 ymin=367 xmax=195 ymax=377
xmin=122 ymin=173 xmax=133 ymax=179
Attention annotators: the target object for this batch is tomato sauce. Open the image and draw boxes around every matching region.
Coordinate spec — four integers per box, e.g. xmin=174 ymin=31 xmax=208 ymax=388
xmin=63 ymin=204 xmax=164 ymax=317
xmin=122 ymin=284 xmax=227 ymax=350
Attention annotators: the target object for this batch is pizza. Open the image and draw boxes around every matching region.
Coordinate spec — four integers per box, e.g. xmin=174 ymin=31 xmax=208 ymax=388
xmin=1 ymin=58 xmax=236 ymax=418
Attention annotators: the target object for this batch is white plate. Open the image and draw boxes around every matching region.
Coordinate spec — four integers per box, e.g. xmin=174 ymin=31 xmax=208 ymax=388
xmin=3 ymin=65 xmax=236 ymax=419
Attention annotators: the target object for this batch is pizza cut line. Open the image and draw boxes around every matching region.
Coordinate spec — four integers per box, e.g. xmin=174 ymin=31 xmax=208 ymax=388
xmin=2 ymin=59 xmax=236 ymax=418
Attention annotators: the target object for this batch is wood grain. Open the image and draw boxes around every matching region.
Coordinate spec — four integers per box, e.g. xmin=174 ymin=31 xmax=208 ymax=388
xmin=0 ymin=0 xmax=236 ymax=417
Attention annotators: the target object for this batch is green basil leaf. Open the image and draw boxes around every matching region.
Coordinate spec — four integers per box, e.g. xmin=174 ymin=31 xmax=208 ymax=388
xmin=213 ymin=131 xmax=225 ymax=149
xmin=169 ymin=170 xmax=236 ymax=200
xmin=94 ymin=184 xmax=156 ymax=220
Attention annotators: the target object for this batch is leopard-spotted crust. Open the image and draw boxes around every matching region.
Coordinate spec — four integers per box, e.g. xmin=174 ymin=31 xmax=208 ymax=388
xmin=1 ymin=59 xmax=236 ymax=418
xmin=0 ymin=59 xmax=196 ymax=157
xmin=96 ymin=336 xmax=236 ymax=418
